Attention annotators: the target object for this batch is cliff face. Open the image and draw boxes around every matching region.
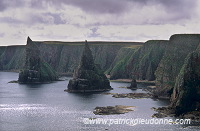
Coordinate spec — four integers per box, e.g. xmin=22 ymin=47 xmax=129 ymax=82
xmin=0 ymin=46 xmax=25 ymax=70
xmin=18 ymin=37 xmax=58 ymax=83
xmin=67 ymin=41 xmax=112 ymax=92
xmin=108 ymin=40 xmax=168 ymax=80
xmin=170 ymin=47 xmax=200 ymax=115
xmin=155 ymin=34 xmax=200 ymax=98
xmin=0 ymin=41 xmax=141 ymax=75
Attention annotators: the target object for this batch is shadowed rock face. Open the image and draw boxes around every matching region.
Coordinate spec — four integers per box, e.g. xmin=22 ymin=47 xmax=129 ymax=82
xmin=18 ymin=37 xmax=58 ymax=83
xmin=171 ymin=50 xmax=200 ymax=116
xmin=67 ymin=40 xmax=112 ymax=92
xmin=155 ymin=34 xmax=200 ymax=98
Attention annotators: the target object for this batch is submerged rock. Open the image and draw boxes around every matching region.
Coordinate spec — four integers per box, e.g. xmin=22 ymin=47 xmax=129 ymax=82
xmin=93 ymin=105 xmax=134 ymax=115
xmin=18 ymin=37 xmax=58 ymax=83
xmin=67 ymin=40 xmax=112 ymax=92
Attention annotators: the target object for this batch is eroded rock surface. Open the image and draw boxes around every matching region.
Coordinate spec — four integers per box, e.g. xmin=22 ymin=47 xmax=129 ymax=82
xmin=67 ymin=40 xmax=112 ymax=92
xmin=18 ymin=37 xmax=58 ymax=83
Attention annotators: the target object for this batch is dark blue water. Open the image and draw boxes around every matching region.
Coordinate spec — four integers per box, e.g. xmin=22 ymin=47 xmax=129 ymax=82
xmin=0 ymin=72 xmax=199 ymax=131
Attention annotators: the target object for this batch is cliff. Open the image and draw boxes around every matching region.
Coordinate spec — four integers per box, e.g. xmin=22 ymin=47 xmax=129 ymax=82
xmin=154 ymin=34 xmax=200 ymax=98
xmin=170 ymin=46 xmax=200 ymax=115
xmin=107 ymin=40 xmax=168 ymax=80
xmin=67 ymin=41 xmax=112 ymax=92
xmin=0 ymin=45 xmax=25 ymax=70
xmin=0 ymin=41 xmax=142 ymax=75
xmin=18 ymin=37 xmax=58 ymax=83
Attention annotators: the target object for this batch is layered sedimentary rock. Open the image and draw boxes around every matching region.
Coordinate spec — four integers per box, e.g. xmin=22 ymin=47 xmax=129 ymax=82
xmin=155 ymin=34 xmax=200 ymax=98
xmin=171 ymin=47 xmax=200 ymax=115
xmin=18 ymin=37 xmax=58 ymax=83
xmin=108 ymin=40 xmax=168 ymax=80
xmin=67 ymin=41 xmax=112 ymax=92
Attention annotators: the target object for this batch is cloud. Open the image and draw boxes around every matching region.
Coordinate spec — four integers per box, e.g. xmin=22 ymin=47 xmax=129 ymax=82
xmin=0 ymin=32 xmax=5 ymax=37
xmin=0 ymin=0 xmax=200 ymax=46
xmin=0 ymin=0 xmax=25 ymax=12
xmin=0 ymin=1 xmax=6 ymax=11
xmin=0 ymin=17 xmax=22 ymax=24
xmin=0 ymin=0 xmax=197 ymax=25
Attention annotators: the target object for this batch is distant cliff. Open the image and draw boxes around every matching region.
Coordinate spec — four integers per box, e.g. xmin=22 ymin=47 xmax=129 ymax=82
xmin=107 ymin=40 xmax=168 ymax=80
xmin=0 ymin=45 xmax=25 ymax=70
xmin=0 ymin=41 xmax=142 ymax=75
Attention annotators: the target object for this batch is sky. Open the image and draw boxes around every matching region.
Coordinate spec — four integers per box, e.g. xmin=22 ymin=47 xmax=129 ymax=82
xmin=0 ymin=0 xmax=200 ymax=46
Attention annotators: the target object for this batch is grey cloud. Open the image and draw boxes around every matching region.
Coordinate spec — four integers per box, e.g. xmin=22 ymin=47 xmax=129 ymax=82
xmin=44 ymin=13 xmax=66 ymax=25
xmin=49 ymin=0 xmax=197 ymax=16
xmin=0 ymin=0 xmax=197 ymax=25
xmin=0 ymin=1 xmax=6 ymax=11
xmin=0 ymin=13 xmax=65 ymax=25
xmin=89 ymin=27 xmax=100 ymax=38
xmin=0 ymin=0 xmax=25 ymax=11
xmin=0 ymin=17 xmax=22 ymax=24
xmin=130 ymin=0 xmax=197 ymax=14
xmin=63 ymin=0 xmax=129 ymax=14
xmin=0 ymin=32 xmax=5 ymax=37
xmin=30 ymin=13 xmax=66 ymax=25
xmin=0 ymin=0 xmax=197 ymax=17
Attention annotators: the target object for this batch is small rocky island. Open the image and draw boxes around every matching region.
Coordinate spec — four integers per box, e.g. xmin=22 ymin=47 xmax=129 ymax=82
xmin=18 ymin=37 xmax=58 ymax=83
xmin=66 ymin=40 xmax=112 ymax=92
xmin=93 ymin=105 xmax=134 ymax=115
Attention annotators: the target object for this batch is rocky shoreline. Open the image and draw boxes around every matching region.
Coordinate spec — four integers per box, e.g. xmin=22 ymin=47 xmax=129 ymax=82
xmin=152 ymin=106 xmax=200 ymax=122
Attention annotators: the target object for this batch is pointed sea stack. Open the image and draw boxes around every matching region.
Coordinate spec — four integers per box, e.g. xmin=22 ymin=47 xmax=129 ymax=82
xmin=67 ymin=40 xmax=112 ymax=92
xmin=18 ymin=37 xmax=58 ymax=83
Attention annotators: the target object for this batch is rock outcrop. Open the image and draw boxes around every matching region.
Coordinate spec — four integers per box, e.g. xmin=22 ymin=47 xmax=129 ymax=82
xmin=67 ymin=40 xmax=112 ymax=92
xmin=18 ymin=37 xmax=58 ymax=83
xmin=93 ymin=105 xmax=134 ymax=115
xmin=171 ymin=49 xmax=200 ymax=116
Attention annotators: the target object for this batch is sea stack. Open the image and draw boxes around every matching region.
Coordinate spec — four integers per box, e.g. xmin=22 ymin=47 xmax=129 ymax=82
xmin=128 ymin=78 xmax=137 ymax=89
xmin=67 ymin=40 xmax=112 ymax=92
xmin=18 ymin=37 xmax=58 ymax=83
